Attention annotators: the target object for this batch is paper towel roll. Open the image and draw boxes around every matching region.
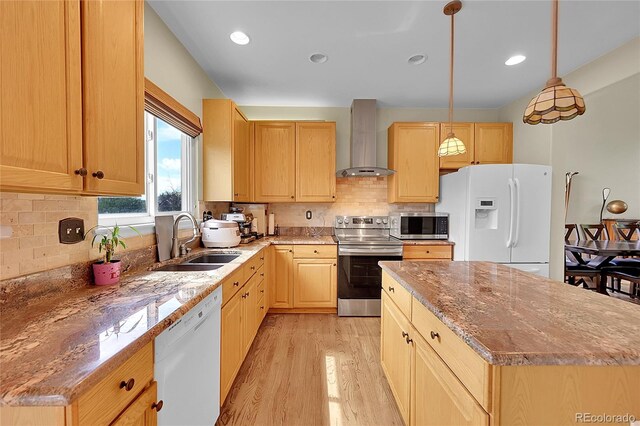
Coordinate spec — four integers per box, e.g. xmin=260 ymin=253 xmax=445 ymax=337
xmin=268 ymin=213 xmax=275 ymax=236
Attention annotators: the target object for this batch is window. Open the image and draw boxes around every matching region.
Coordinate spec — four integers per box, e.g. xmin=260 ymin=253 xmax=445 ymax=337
xmin=98 ymin=112 xmax=195 ymax=226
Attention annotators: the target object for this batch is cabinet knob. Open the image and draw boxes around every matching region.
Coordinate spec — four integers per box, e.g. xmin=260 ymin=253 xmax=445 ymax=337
xmin=92 ymin=170 xmax=105 ymax=179
xmin=260 ymin=272 xmax=264 ymax=277
xmin=289 ymin=250 xmax=292 ymax=253
xmin=119 ymin=378 xmax=135 ymax=391
xmin=426 ymin=250 xmax=430 ymax=253
xmin=402 ymin=331 xmax=408 ymax=338
xmin=251 ymin=266 xmax=255 ymax=270
xmin=233 ymin=281 xmax=239 ymax=287
xmin=388 ymin=286 xmax=395 ymax=293
xmin=260 ymin=306 xmax=264 ymax=310
xmin=332 ymin=195 xmax=335 ymax=199
xmin=260 ymin=257 xmax=264 ymax=261
xmin=152 ymin=400 xmax=164 ymax=412
xmin=430 ymin=331 xmax=440 ymax=340
xmin=261 ymin=289 xmax=264 ymax=294
xmin=405 ymin=336 xmax=413 ymax=345
xmin=313 ymin=250 xmax=318 ymax=254
xmin=333 ymin=263 xmax=336 ymax=266
xmin=290 ymin=195 xmax=295 ymax=199
xmin=74 ymin=168 xmax=87 ymax=177
xmin=234 ymin=193 xmax=239 ymax=196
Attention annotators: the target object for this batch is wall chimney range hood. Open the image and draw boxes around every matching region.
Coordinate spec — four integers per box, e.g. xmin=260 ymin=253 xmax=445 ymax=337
xmin=336 ymin=99 xmax=395 ymax=177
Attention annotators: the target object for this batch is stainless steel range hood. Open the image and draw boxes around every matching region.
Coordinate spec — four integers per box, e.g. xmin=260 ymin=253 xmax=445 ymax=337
xmin=336 ymin=99 xmax=395 ymax=177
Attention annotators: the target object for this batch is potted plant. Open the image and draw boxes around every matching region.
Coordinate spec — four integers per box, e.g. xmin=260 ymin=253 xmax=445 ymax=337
xmin=90 ymin=225 xmax=138 ymax=286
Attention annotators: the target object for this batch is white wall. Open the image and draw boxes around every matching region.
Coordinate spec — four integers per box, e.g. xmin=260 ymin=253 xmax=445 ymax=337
xmin=241 ymin=106 xmax=499 ymax=170
xmin=499 ymin=37 xmax=640 ymax=281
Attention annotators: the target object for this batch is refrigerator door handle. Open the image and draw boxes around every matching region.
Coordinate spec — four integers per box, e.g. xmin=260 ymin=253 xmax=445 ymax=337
xmin=507 ymin=178 xmax=515 ymax=248
xmin=513 ymin=178 xmax=521 ymax=247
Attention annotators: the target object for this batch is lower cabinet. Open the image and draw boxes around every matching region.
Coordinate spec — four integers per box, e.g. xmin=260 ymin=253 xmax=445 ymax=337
xmin=241 ymin=272 xmax=261 ymax=357
xmin=111 ymin=381 xmax=159 ymax=426
xmin=272 ymin=245 xmax=294 ymax=308
xmin=402 ymin=244 xmax=453 ymax=261
xmin=293 ymin=259 xmax=337 ymax=308
xmin=220 ymin=287 xmax=244 ymax=405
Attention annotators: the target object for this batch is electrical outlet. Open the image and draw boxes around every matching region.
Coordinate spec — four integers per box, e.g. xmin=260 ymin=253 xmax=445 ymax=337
xmin=306 ymin=210 xmax=313 ymax=220
xmin=59 ymin=217 xmax=85 ymax=244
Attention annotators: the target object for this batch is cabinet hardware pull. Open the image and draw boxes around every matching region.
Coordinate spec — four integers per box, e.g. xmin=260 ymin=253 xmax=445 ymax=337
xmin=333 ymin=263 xmax=336 ymax=266
xmin=426 ymin=250 xmax=430 ymax=253
xmin=260 ymin=306 xmax=264 ymax=310
xmin=430 ymin=331 xmax=440 ymax=340
xmin=152 ymin=400 xmax=164 ymax=412
xmin=233 ymin=281 xmax=239 ymax=286
xmin=289 ymin=250 xmax=292 ymax=253
xmin=260 ymin=273 xmax=264 ymax=277
xmin=405 ymin=336 xmax=413 ymax=344
xmin=234 ymin=193 xmax=239 ymax=196
xmin=92 ymin=170 xmax=105 ymax=179
xmin=332 ymin=195 xmax=335 ymax=198
xmin=260 ymin=257 xmax=264 ymax=261
xmin=261 ymin=289 xmax=264 ymax=293
xmin=74 ymin=168 xmax=87 ymax=177
xmin=402 ymin=331 xmax=408 ymax=338
xmin=313 ymin=250 xmax=318 ymax=253
xmin=388 ymin=286 xmax=395 ymax=293
xmin=290 ymin=195 xmax=294 ymax=199
xmin=251 ymin=266 xmax=255 ymax=270
xmin=119 ymin=378 xmax=135 ymax=391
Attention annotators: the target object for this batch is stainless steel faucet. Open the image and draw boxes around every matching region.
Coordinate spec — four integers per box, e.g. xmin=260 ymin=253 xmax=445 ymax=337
xmin=171 ymin=212 xmax=199 ymax=258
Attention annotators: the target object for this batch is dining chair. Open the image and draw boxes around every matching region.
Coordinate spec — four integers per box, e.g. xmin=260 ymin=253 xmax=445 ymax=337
xmin=614 ymin=222 xmax=640 ymax=241
xmin=608 ymin=222 xmax=640 ymax=291
xmin=602 ymin=267 xmax=639 ymax=298
xmin=564 ymin=224 xmax=598 ymax=289
xmin=579 ymin=223 xmax=609 ymax=241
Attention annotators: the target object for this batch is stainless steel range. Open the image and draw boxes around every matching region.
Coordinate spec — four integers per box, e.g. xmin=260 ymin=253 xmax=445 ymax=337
xmin=335 ymin=216 xmax=403 ymax=317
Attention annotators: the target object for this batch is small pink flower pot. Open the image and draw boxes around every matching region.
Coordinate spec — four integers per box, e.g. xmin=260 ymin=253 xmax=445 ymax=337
xmin=93 ymin=260 xmax=122 ymax=286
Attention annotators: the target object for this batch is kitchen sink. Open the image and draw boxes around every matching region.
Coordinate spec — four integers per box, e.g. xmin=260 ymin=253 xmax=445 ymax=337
xmin=156 ymin=264 xmax=224 ymax=272
xmin=186 ymin=253 xmax=241 ymax=264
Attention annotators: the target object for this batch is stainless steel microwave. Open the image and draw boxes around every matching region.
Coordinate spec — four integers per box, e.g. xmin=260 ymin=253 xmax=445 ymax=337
xmin=390 ymin=213 xmax=449 ymax=240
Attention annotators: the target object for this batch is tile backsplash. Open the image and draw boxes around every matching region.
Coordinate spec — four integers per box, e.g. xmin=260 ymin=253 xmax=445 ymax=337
xmin=266 ymin=177 xmax=434 ymax=227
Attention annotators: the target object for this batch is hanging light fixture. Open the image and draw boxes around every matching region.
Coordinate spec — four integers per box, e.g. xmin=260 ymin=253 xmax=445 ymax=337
xmin=438 ymin=1 xmax=466 ymax=157
xmin=523 ymin=0 xmax=585 ymax=125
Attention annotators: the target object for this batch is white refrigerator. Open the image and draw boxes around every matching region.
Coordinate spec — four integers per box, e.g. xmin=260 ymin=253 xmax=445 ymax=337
xmin=435 ymin=164 xmax=552 ymax=277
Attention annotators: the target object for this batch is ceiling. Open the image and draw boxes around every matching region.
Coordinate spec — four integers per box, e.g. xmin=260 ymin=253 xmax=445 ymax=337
xmin=149 ymin=0 xmax=640 ymax=109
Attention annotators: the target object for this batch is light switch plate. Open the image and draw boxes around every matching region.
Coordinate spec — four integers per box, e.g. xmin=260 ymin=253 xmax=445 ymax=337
xmin=59 ymin=217 xmax=85 ymax=244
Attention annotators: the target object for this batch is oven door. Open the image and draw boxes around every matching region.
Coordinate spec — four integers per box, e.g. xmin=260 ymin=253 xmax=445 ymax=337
xmin=337 ymin=246 xmax=402 ymax=317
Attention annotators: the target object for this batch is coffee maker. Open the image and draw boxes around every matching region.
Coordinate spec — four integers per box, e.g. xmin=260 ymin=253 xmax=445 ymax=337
xmin=221 ymin=207 xmax=262 ymax=244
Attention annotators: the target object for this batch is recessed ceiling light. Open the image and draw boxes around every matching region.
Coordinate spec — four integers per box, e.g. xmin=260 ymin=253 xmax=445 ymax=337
xmin=230 ymin=31 xmax=250 ymax=45
xmin=505 ymin=55 xmax=526 ymax=66
xmin=408 ymin=54 xmax=427 ymax=65
xmin=309 ymin=53 xmax=328 ymax=64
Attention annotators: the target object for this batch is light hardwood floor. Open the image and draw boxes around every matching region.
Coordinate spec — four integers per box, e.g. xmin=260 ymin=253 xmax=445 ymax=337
xmin=217 ymin=314 xmax=404 ymax=426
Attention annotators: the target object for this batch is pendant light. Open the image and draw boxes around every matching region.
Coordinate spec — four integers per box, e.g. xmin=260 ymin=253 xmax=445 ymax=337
xmin=438 ymin=0 xmax=466 ymax=157
xmin=523 ymin=0 xmax=585 ymax=125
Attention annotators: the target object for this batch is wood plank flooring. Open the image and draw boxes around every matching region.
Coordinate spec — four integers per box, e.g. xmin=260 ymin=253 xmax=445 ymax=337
xmin=217 ymin=314 xmax=404 ymax=426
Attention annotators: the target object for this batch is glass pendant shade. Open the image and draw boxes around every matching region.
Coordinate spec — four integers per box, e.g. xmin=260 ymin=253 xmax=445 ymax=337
xmin=438 ymin=132 xmax=467 ymax=157
xmin=523 ymin=77 xmax=585 ymax=125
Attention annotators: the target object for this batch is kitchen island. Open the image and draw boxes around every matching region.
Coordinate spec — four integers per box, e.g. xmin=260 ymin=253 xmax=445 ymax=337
xmin=378 ymin=260 xmax=640 ymax=425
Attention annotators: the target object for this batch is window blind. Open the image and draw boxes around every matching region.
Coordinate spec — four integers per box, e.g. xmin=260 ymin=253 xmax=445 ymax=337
xmin=144 ymin=78 xmax=202 ymax=138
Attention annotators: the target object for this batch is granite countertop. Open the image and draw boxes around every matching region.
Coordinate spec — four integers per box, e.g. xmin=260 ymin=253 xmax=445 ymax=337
xmin=379 ymin=261 xmax=640 ymax=366
xmin=0 ymin=236 xmax=334 ymax=407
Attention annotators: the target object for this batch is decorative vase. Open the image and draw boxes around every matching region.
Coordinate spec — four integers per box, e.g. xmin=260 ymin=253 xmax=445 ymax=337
xmin=93 ymin=260 xmax=121 ymax=285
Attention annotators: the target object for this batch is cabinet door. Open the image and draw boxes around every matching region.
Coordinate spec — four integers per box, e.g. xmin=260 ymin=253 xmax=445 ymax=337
xmin=381 ymin=293 xmax=412 ymax=424
xmin=411 ymin=329 xmax=489 ymax=426
xmin=439 ymin=123 xmax=475 ymax=169
xmin=241 ymin=277 xmax=258 ymax=357
xmin=293 ymin=259 xmax=337 ymax=308
xmin=233 ymin=107 xmax=252 ymax=202
xmin=0 ymin=0 xmax=83 ymax=193
xmin=388 ymin=123 xmax=440 ymax=203
xmin=272 ymin=246 xmax=294 ymax=308
xmin=254 ymin=122 xmax=296 ymax=202
xmin=296 ymin=122 xmax=336 ymax=202
xmin=82 ymin=0 xmax=144 ymax=195
xmin=221 ymin=290 xmax=243 ymax=405
xmin=474 ymin=123 xmax=513 ymax=165
xmin=111 ymin=381 xmax=158 ymax=426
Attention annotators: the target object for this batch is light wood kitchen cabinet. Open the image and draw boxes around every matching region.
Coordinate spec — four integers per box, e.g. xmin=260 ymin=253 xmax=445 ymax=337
xmin=241 ymin=272 xmax=261 ymax=357
xmin=381 ymin=292 xmax=412 ymax=424
xmin=0 ymin=0 xmax=144 ymax=196
xmin=474 ymin=123 xmax=513 ymax=165
xmin=295 ymin=122 xmax=336 ymax=202
xmin=438 ymin=123 xmax=475 ymax=170
xmin=0 ymin=0 xmax=83 ymax=193
xmin=221 ymin=287 xmax=243 ymax=405
xmin=271 ymin=245 xmax=294 ymax=308
xmin=439 ymin=122 xmax=513 ymax=170
xmin=402 ymin=244 xmax=453 ymax=261
xmin=111 ymin=381 xmax=159 ymax=426
xmin=387 ymin=123 xmax=440 ymax=203
xmin=202 ymin=99 xmax=252 ymax=202
xmin=81 ymin=0 xmax=144 ymax=195
xmin=411 ymin=329 xmax=489 ymax=426
xmin=292 ymin=259 xmax=337 ymax=308
xmin=254 ymin=122 xmax=297 ymax=202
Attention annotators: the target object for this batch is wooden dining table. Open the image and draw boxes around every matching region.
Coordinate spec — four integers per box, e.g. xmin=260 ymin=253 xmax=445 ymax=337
xmin=565 ymin=240 xmax=640 ymax=294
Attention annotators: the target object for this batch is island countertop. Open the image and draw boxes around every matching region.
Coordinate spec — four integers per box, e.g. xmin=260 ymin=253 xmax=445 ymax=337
xmin=379 ymin=260 xmax=640 ymax=366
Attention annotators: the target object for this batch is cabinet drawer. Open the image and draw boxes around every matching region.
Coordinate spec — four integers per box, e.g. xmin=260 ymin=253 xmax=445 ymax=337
xmin=411 ymin=298 xmax=491 ymax=410
xmin=293 ymin=245 xmax=336 ymax=259
xmin=77 ymin=341 xmax=153 ymax=426
xmin=222 ymin=267 xmax=245 ymax=306
xmin=243 ymin=250 xmax=265 ymax=282
xmin=382 ymin=271 xmax=412 ymax=318
xmin=403 ymin=245 xmax=452 ymax=260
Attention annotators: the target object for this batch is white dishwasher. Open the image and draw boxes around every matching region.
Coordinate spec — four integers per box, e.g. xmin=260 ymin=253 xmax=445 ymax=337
xmin=155 ymin=286 xmax=222 ymax=426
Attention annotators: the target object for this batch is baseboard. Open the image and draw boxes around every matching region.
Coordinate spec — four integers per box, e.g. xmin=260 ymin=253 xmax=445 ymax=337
xmin=268 ymin=308 xmax=337 ymax=314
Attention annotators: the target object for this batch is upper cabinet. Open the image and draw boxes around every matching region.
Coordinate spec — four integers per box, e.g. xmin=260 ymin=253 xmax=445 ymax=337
xmin=296 ymin=122 xmax=336 ymax=202
xmin=82 ymin=0 xmax=144 ymax=195
xmin=0 ymin=0 xmax=144 ymax=196
xmin=254 ymin=122 xmax=297 ymax=202
xmin=0 ymin=0 xmax=83 ymax=193
xmin=387 ymin=122 xmax=440 ymax=203
xmin=202 ymin=99 xmax=252 ymax=202
xmin=440 ymin=122 xmax=513 ymax=170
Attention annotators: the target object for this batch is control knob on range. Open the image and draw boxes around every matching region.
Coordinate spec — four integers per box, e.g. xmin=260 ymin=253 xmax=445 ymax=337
xmin=382 ymin=218 xmax=388 ymax=224
xmin=337 ymin=218 xmax=343 ymax=224
xmin=376 ymin=218 xmax=382 ymax=224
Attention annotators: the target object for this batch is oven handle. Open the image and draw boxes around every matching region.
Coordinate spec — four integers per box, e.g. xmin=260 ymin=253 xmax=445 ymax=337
xmin=338 ymin=246 xmax=404 ymax=256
